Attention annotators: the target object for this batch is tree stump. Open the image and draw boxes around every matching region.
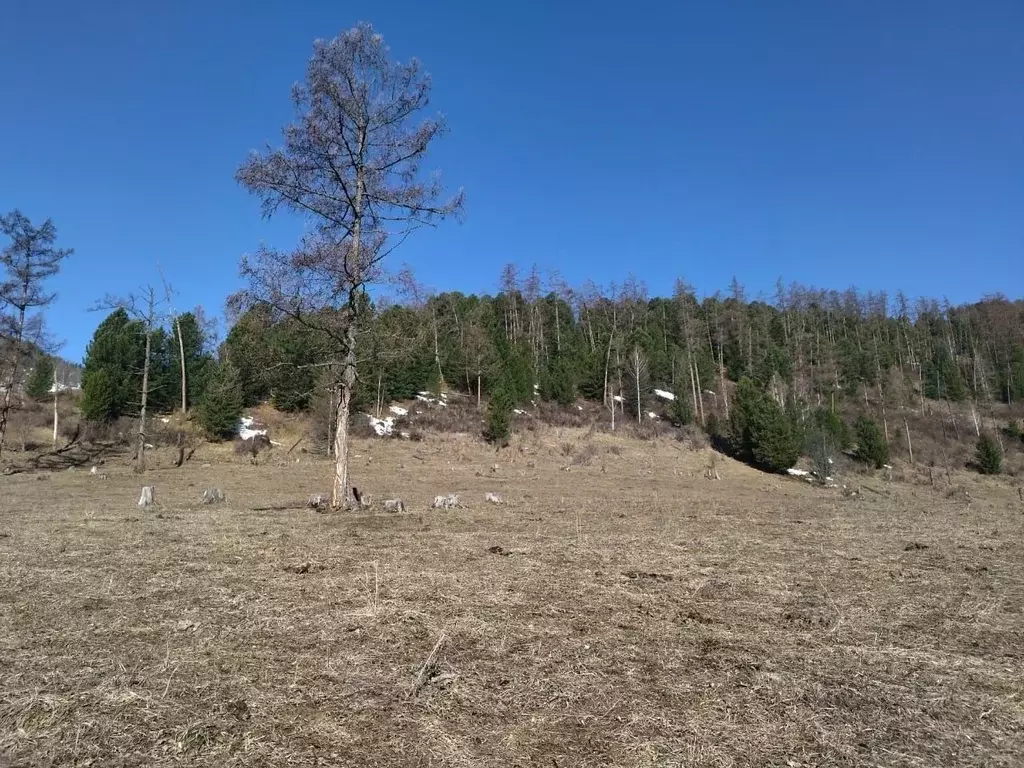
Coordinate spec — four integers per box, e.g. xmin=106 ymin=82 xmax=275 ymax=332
xmin=138 ymin=486 xmax=155 ymax=507
xmin=201 ymin=488 xmax=225 ymax=504
xmin=383 ymin=498 xmax=405 ymax=513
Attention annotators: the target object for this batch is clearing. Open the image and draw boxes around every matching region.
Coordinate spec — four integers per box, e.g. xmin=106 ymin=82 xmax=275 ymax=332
xmin=1 ymin=430 xmax=1022 ymax=767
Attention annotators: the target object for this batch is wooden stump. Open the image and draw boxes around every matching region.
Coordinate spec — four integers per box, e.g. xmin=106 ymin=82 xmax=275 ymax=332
xmin=138 ymin=486 xmax=155 ymax=507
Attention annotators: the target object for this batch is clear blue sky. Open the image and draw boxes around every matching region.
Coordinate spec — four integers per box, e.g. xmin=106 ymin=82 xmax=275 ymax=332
xmin=2 ymin=1 xmax=1022 ymax=361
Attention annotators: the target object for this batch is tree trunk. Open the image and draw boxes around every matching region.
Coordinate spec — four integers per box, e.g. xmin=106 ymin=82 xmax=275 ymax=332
xmin=136 ymin=330 xmax=152 ymax=473
xmin=904 ymin=417 xmax=914 ymax=465
xmin=476 ymin=373 xmax=481 ymax=410
xmin=175 ymin=316 xmax=187 ymax=413
xmin=332 ymin=335 xmax=356 ymax=508
xmin=331 ymin=131 xmax=366 ymax=509
xmin=0 ymin=304 xmax=27 ymax=459
xmin=52 ymin=366 xmax=59 ymax=449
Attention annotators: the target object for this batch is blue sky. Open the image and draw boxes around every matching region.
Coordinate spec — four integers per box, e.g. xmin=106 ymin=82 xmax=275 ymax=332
xmin=2 ymin=1 xmax=1021 ymax=361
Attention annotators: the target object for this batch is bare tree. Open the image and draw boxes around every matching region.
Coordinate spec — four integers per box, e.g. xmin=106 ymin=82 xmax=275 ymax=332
xmin=97 ymin=286 xmax=167 ymax=472
xmin=0 ymin=211 xmax=72 ymax=459
xmin=235 ymin=24 xmax=463 ymax=508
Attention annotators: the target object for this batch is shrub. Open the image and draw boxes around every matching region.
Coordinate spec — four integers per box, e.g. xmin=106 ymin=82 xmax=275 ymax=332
xmin=855 ymin=417 xmax=889 ymax=469
xmin=975 ymin=433 xmax=1003 ymax=475
xmin=196 ymin=362 xmax=244 ymax=440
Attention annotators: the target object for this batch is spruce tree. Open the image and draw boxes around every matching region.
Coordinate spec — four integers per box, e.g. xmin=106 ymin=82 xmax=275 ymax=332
xmin=485 ymin=381 xmax=514 ymax=445
xmin=975 ymin=433 xmax=1003 ymax=475
xmin=855 ymin=417 xmax=890 ymax=468
xmin=196 ymin=362 xmax=244 ymax=440
xmin=25 ymin=356 xmax=55 ymax=400
xmin=81 ymin=369 xmax=116 ymax=422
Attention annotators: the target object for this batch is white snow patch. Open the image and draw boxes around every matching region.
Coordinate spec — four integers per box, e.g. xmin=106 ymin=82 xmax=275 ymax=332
xmin=238 ymin=416 xmax=268 ymax=441
xmin=612 ymin=395 xmax=625 ymax=403
xmin=653 ymin=389 xmax=676 ymax=401
xmin=513 ymin=409 xmax=528 ymax=416
xmin=647 ymin=411 xmax=659 ymax=420
xmin=576 ymin=405 xmax=584 ymax=411
xmin=366 ymin=414 xmax=395 ymax=436
xmin=160 ymin=417 xmax=170 ymax=424
xmin=389 ymin=405 xmax=408 ymax=416
xmin=787 ymin=468 xmax=812 ymax=478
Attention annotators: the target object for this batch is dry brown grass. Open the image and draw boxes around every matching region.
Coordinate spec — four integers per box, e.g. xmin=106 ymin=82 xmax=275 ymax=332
xmin=2 ymin=428 xmax=1023 ymax=766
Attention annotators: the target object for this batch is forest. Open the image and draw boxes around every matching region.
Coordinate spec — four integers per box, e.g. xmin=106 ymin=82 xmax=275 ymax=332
xmin=77 ymin=267 xmax=1024 ymax=453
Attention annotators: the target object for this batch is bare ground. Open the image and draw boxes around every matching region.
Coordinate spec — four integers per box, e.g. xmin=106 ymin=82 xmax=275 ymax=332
xmin=1 ymin=430 xmax=1023 ymax=767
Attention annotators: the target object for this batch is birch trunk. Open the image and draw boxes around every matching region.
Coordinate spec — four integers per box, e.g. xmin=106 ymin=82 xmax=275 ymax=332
xmin=136 ymin=330 xmax=152 ymax=473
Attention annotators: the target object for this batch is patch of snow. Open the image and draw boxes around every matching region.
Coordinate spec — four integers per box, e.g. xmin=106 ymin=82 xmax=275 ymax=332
xmin=653 ymin=389 xmax=676 ymax=401
xmin=389 ymin=405 xmax=408 ymax=416
xmin=48 ymin=382 xmax=81 ymax=394
xmin=612 ymin=395 xmax=625 ymax=403
xmin=703 ymin=389 xmax=716 ymax=396
xmin=239 ymin=416 xmax=268 ymax=441
xmin=576 ymin=405 xmax=584 ymax=411
xmin=160 ymin=417 xmax=170 ymax=424
xmin=647 ymin=411 xmax=659 ymax=420
xmin=787 ymin=468 xmax=812 ymax=477
xmin=365 ymin=414 xmax=395 ymax=436
xmin=513 ymin=409 xmax=527 ymax=416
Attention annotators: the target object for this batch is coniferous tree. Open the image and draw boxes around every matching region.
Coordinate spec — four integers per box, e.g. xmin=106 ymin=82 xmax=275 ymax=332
xmin=25 ymin=356 xmax=55 ymax=400
xmin=855 ymin=417 xmax=890 ymax=468
xmin=81 ymin=368 xmax=116 ymax=422
xmin=197 ymin=361 xmax=244 ymax=440
xmin=975 ymin=433 xmax=1003 ymax=475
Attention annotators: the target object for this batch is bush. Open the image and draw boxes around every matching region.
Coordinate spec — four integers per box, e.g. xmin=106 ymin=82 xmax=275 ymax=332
xmin=975 ymin=433 xmax=1003 ymax=475
xmin=729 ymin=377 xmax=800 ymax=472
xmin=855 ymin=417 xmax=889 ymax=468
xmin=196 ymin=362 xmax=244 ymax=440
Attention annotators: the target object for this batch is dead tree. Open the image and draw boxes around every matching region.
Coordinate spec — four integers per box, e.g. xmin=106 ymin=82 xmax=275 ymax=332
xmin=235 ymin=24 xmax=463 ymax=509
xmin=0 ymin=211 xmax=72 ymax=458
xmin=96 ymin=285 xmax=167 ymax=473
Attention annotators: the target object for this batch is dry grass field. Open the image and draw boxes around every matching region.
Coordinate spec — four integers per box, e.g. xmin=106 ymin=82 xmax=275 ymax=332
xmin=2 ymin=428 xmax=1023 ymax=767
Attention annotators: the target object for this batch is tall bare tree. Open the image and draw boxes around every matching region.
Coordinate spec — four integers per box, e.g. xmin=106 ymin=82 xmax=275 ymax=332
xmin=0 ymin=211 xmax=72 ymax=459
xmin=97 ymin=286 xmax=167 ymax=472
xmin=235 ymin=24 xmax=463 ymax=508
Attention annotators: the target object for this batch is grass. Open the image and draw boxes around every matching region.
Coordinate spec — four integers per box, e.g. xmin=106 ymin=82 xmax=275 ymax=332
xmin=1 ymin=428 xmax=1023 ymax=766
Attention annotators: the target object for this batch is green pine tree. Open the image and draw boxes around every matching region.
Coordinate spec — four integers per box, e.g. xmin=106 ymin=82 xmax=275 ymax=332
xmin=729 ymin=377 xmax=800 ymax=472
xmin=25 ymin=356 xmax=55 ymax=400
xmin=81 ymin=368 xmax=116 ymax=422
xmin=485 ymin=381 xmax=514 ymax=445
xmin=196 ymin=361 xmax=245 ymax=440
xmin=855 ymin=417 xmax=890 ymax=468
xmin=975 ymin=433 xmax=1003 ymax=475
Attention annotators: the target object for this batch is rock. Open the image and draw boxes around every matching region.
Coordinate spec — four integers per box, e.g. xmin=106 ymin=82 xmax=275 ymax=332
xmin=432 ymin=494 xmax=461 ymax=510
xmin=137 ymin=486 xmax=155 ymax=507
xmin=383 ymin=498 xmax=405 ymax=513
xmin=201 ymin=488 xmax=225 ymax=504
xmin=485 ymin=492 xmax=503 ymax=504
xmin=90 ymin=466 xmax=98 ymax=475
